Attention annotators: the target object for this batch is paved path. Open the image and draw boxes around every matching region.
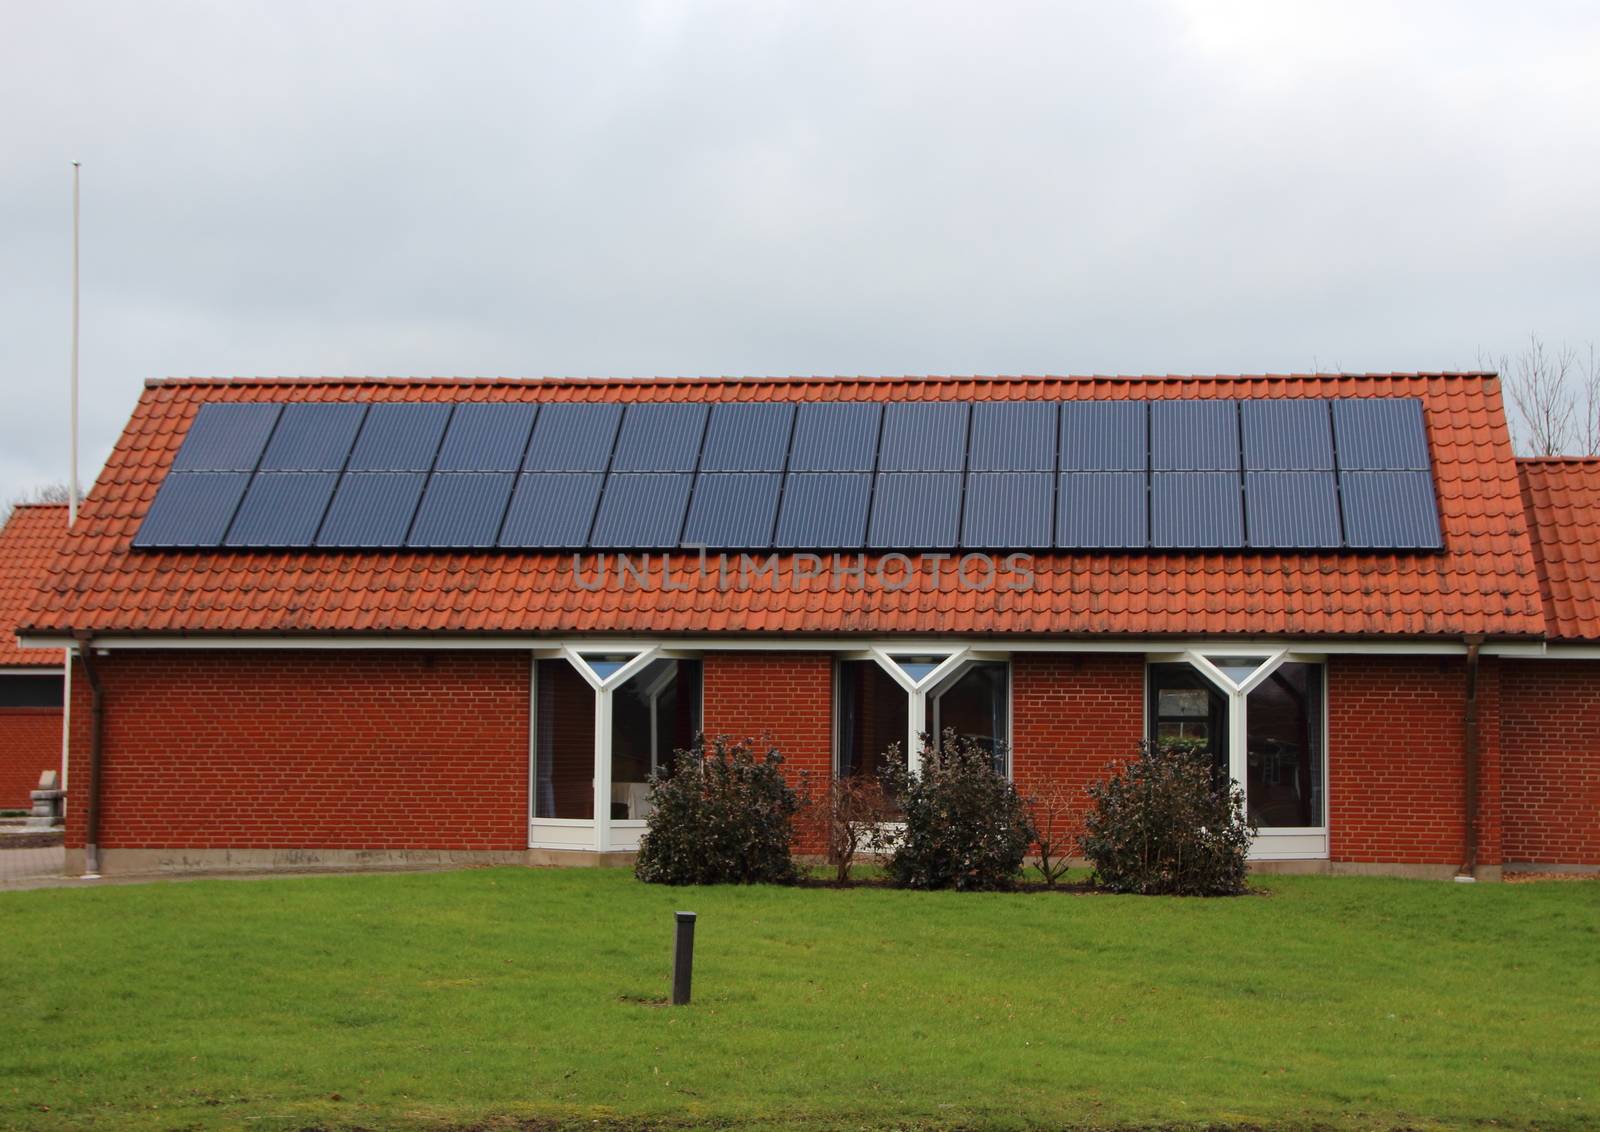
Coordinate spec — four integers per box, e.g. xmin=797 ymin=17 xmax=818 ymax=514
xmin=0 ymin=845 xmax=66 ymax=887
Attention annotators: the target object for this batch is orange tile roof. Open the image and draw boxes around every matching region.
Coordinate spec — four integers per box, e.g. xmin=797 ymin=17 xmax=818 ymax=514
xmin=21 ymin=373 xmax=1548 ymax=642
xmin=0 ymin=503 xmax=70 ymax=666
xmin=1518 ymin=458 xmax=1600 ymax=642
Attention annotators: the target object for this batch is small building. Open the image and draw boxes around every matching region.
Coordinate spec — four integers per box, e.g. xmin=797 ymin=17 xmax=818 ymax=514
xmin=0 ymin=503 xmax=68 ymax=810
xmin=16 ymin=373 xmax=1600 ymax=878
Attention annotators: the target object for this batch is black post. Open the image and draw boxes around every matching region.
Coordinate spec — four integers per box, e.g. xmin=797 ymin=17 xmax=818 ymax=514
xmin=672 ymin=911 xmax=696 ymax=1005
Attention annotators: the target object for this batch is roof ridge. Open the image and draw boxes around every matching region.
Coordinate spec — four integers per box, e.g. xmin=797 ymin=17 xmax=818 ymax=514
xmin=1517 ymin=455 xmax=1600 ymax=465
xmin=143 ymin=371 xmax=1502 ymax=390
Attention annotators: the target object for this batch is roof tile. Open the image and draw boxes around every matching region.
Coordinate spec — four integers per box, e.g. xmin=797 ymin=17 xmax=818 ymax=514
xmin=0 ymin=504 xmax=70 ymax=666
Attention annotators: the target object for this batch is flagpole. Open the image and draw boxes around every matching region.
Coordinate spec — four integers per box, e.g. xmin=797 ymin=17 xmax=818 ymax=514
xmin=69 ymin=161 xmax=81 ymax=525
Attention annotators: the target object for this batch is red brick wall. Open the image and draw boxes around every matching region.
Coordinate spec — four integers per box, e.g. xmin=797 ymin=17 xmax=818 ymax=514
xmin=65 ymin=650 xmax=529 ymax=851
xmin=1327 ymin=655 xmax=1474 ymax=866
xmin=1012 ymin=652 xmax=1147 ymax=845
xmin=1500 ymin=659 xmax=1600 ymax=865
xmin=0 ymin=708 xmax=61 ymax=809
xmin=702 ymin=651 xmax=833 ymax=852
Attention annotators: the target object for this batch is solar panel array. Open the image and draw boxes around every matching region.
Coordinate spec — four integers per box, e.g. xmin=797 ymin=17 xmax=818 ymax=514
xmin=134 ymin=398 xmax=1443 ymax=552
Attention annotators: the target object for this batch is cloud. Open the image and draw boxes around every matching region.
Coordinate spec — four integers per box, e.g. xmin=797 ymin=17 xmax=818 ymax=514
xmin=2 ymin=1 xmax=1598 ymax=500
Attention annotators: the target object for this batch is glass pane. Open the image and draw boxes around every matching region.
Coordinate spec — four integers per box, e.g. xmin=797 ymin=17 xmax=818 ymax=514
xmin=1206 ymin=654 xmax=1272 ymax=686
xmin=578 ymin=654 xmax=633 ymax=681
xmin=837 ymin=660 xmax=909 ymax=781
xmin=932 ymin=662 xmax=1009 ymax=775
xmin=889 ymin=655 xmax=946 ymax=683
xmin=535 ymin=659 xmax=594 ymax=820
xmin=610 ymin=660 xmax=702 ymax=820
xmin=1148 ymin=663 xmax=1229 ymax=783
xmin=1247 ymin=662 xmax=1324 ymax=828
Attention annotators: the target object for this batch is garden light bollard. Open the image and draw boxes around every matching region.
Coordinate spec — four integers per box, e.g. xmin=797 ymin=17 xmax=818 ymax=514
xmin=672 ymin=911 xmax=696 ymax=1005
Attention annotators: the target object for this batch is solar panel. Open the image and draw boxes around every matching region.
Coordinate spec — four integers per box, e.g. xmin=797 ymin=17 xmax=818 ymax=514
xmin=681 ymin=473 xmax=783 ymax=547
xmin=259 ymin=404 xmax=367 ymax=472
xmin=969 ymin=403 xmax=1056 ymax=472
xmin=1056 ymin=472 xmax=1147 ymax=548
xmin=316 ymin=472 xmax=427 ymax=547
xmin=961 ymin=473 xmax=1053 ymax=548
xmin=1060 ymin=403 xmax=1146 ymax=472
xmin=1151 ymin=401 xmax=1239 ymax=472
xmin=1242 ymin=400 xmax=1334 ymax=470
xmin=171 ymin=404 xmax=282 ymax=472
xmin=1244 ymin=471 xmax=1342 ymax=548
xmin=610 ymin=404 xmax=710 ymax=472
xmin=408 ymin=473 xmax=516 ymax=548
xmin=1332 ymin=399 xmax=1430 ymax=470
xmin=132 ymin=472 xmax=252 ymax=548
xmin=787 ymin=404 xmax=882 ymax=472
xmin=347 ymin=404 xmax=452 ymax=472
xmin=499 ymin=473 xmax=605 ymax=547
xmin=1151 ymin=471 xmax=1243 ymax=547
xmin=1339 ymin=470 xmax=1442 ymax=548
xmin=523 ymin=403 xmax=624 ymax=472
xmin=877 ymin=403 xmax=969 ymax=472
xmin=699 ymin=404 xmax=796 ymax=472
xmin=868 ymin=473 xmax=963 ymax=548
xmin=773 ymin=473 xmax=873 ymax=547
xmin=224 ymin=472 xmax=338 ymax=547
xmin=589 ymin=474 xmax=694 ymax=547
xmin=435 ymin=404 xmax=538 ymax=472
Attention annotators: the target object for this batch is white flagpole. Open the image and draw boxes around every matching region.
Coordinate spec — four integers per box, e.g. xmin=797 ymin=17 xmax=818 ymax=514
xmin=69 ymin=161 xmax=81 ymax=525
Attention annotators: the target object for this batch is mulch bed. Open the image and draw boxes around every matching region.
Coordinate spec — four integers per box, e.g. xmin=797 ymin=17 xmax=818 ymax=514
xmin=0 ymin=831 xmax=64 ymax=850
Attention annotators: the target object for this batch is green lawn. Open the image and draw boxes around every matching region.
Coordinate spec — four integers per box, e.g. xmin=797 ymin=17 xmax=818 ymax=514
xmin=0 ymin=870 xmax=1595 ymax=1131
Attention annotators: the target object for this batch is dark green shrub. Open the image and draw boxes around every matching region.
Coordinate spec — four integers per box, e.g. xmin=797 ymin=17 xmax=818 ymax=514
xmin=634 ymin=734 xmax=801 ymax=885
xmin=882 ymin=729 xmax=1036 ymax=891
xmin=1078 ymin=740 xmax=1254 ymax=895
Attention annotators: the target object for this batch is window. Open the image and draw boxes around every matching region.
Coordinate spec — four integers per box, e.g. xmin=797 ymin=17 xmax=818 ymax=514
xmin=534 ymin=658 xmax=595 ymax=820
xmin=836 ymin=660 xmax=908 ymax=781
xmin=0 ymin=675 xmax=63 ymax=709
xmin=610 ymin=659 xmax=702 ymax=819
xmin=1245 ymin=662 xmax=1323 ymax=828
xmin=930 ymin=661 xmax=1009 ymax=774
xmin=1147 ymin=663 xmax=1228 ymax=781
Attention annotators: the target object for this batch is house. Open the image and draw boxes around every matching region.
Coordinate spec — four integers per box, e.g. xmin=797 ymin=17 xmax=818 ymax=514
xmin=0 ymin=503 xmax=68 ymax=810
xmin=16 ymin=372 xmax=1600 ymax=879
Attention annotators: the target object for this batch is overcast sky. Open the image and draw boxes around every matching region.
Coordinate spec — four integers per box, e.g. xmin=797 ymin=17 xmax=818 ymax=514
xmin=3 ymin=1 xmax=1598 ymax=503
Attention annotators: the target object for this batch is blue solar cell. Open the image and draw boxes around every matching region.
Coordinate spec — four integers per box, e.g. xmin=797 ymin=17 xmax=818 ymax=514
xmin=787 ymin=404 xmax=882 ymax=472
xmin=435 ymin=404 xmax=538 ymax=472
xmin=259 ymin=404 xmax=367 ymax=472
xmin=1150 ymin=471 xmax=1243 ymax=547
xmin=498 ymin=473 xmax=605 ymax=547
xmin=1242 ymin=400 xmax=1334 ymax=470
xmin=877 ymin=403 xmax=970 ymax=472
xmin=316 ymin=472 xmax=427 ymax=547
xmin=347 ymin=404 xmax=452 ymax=471
xmin=1060 ymin=403 xmax=1147 ymax=472
xmin=610 ymin=404 xmax=711 ymax=472
xmin=1151 ymin=401 xmax=1240 ymax=472
xmin=961 ymin=473 xmax=1053 ymax=548
xmin=408 ymin=473 xmax=516 ymax=548
xmin=589 ymin=474 xmax=695 ymax=547
xmin=132 ymin=472 xmax=252 ymax=548
xmin=773 ymin=473 xmax=873 ymax=547
xmin=868 ymin=473 xmax=963 ymax=548
xmin=224 ymin=472 xmax=339 ymax=547
xmin=700 ymin=404 xmax=796 ymax=472
xmin=1056 ymin=472 xmax=1147 ymax=548
xmin=681 ymin=473 xmax=783 ymax=547
xmin=1244 ymin=471 xmax=1342 ymax=548
xmin=1332 ymin=398 xmax=1431 ymax=470
xmin=523 ymin=403 xmax=624 ymax=472
xmin=170 ymin=404 xmax=282 ymax=472
xmin=1339 ymin=470 xmax=1442 ymax=548
xmin=969 ymin=403 xmax=1057 ymax=472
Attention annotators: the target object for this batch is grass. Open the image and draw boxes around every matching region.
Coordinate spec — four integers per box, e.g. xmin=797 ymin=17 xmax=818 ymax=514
xmin=0 ymin=869 xmax=1595 ymax=1131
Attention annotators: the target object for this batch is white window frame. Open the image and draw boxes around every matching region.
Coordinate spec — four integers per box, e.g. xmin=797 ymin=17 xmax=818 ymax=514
xmin=1147 ymin=649 xmax=1329 ymax=860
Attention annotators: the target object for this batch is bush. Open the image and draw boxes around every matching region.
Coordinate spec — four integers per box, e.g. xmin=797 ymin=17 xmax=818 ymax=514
xmin=635 ymin=734 xmax=802 ymax=885
xmin=1078 ymin=740 xmax=1254 ymax=896
xmin=883 ymin=729 xmax=1036 ymax=891
xmin=819 ymin=773 xmax=898 ymax=884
